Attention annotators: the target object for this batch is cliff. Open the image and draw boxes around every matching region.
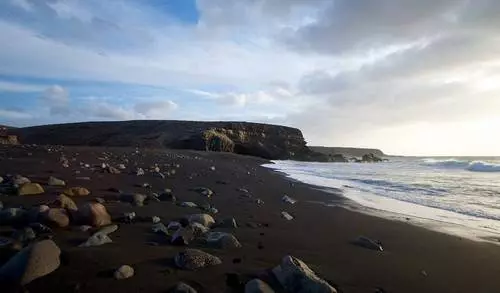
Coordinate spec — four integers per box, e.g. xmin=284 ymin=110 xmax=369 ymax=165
xmin=14 ymin=120 xmax=327 ymax=161
xmin=310 ymin=146 xmax=385 ymax=158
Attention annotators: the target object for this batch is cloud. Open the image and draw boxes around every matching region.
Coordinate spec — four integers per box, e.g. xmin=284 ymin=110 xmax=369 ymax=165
xmin=0 ymin=108 xmax=32 ymax=120
xmin=40 ymin=85 xmax=69 ymax=115
xmin=86 ymin=101 xmax=136 ymax=120
xmin=9 ymin=0 xmax=33 ymax=12
xmin=0 ymin=80 xmax=45 ymax=92
xmin=134 ymin=100 xmax=179 ymax=119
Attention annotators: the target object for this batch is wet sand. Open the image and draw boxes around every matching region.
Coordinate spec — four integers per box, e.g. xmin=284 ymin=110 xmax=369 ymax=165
xmin=1 ymin=144 xmax=500 ymax=293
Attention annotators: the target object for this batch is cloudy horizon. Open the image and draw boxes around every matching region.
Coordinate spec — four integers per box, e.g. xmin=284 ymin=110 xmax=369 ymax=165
xmin=1 ymin=0 xmax=499 ymax=156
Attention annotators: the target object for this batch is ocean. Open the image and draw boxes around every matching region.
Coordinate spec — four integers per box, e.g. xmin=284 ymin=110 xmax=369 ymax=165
xmin=263 ymin=157 xmax=500 ymax=242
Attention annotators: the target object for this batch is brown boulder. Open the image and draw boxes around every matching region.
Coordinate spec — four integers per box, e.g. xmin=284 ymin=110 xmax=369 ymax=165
xmin=18 ymin=183 xmax=44 ymax=196
xmin=54 ymin=194 xmax=78 ymax=211
xmin=80 ymin=202 xmax=111 ymax=227
xmin=63 ymin=187 xmax=90 ymax=197
xmin=43 ymin=209 xmax=70 ymax=228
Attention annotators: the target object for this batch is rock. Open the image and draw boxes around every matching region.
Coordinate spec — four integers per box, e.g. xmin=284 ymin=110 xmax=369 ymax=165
xmin=245 ymin=279 xmax=275 ymax=293
xmin=159 ymin=189 xmax=176 ymax=202
xmin=43 ymin=208 xmax=70 ymax=228
xmin=206 ymin=232 xmax=241 ymax=249
xmin=106 ymin=166 xmax=121 ymax=174
xmin=120 ymin=193 xmax=147 ymax=207
xmin=152 ymin=216 xmax=161 ymax=224
xmin=352 ymin=236 xmax=383 ymax=251
xmin=237 ymin=188 xmax=250 ymax=194
xmin=0 ymin=208 xmax=26 ymax=224
xmin=188 ymin=214 xmax=215 ymax=227
xmin=54 ymin=194 xmax=78 ymax=211
xmin=361 ymin=153 xmax=383 ymax=163
xmin=169 ymin=282 xmax=198 ymax=293
xmin=94 ymin=197 xmax=106 ymax=204
xmin=136 ymin=168 xmax=145 ymax=176
xmin=64 ymin=187 xmax=90 ymax=197
xmin=281 ymin=211 xmax=294 ymax=221
xmin=217 ymin=218 xmax=238 ymax=228
xmin=12 ymin=227 xmax=36 ymax=243
xmin=95 ymin=224 xmax=118 ymax=236
xmin=152 ymin=223 xmax=169 ymax=236
xmin=13 ymin=176 xmax=31 ymax=186
xmin=0 ymin=239 xmax=61 ymax=285
xmin=171 ymin=226 xmax=195 ymax=245
xmin=282 ymin=195 xmax=297 ymax=204
xmin=123 ymin=212 xmax=136 ymax=223
xmin=79 ymin=225 xmax=92 ymax=232
xmin=174 ymin=249 xmax=222 ymax=270
xmin=80 ymin=202 xmax=112 ymax=227
xmin=18 ymin=183 xmax=44 ymax=196
xmin=191 ymin=222 xmax=210 ymax=237
xmin=193 ymin=187 xmax=213 ymax=198
xmin=167 ymin=221 xmax=181 ymax=231
xmin=180 ymin=202 xmax=197 ymax=208
xmin=48 ymin=176 xmax=66 ymax=187
xmin=210 ymin=166 xmax=216 ymax=171
xmin=79 ymin=233 xmax=112 ymax=247
xmin=255 ymin=199 xmax=264 ymax=205
xmin=118 ymin=164 xmax=126 ymax=170
xmin=272 ymin=255 xmax=337 ymax=293
xmin=114 ymin=265 xmax=134 ymax=280
xmin=0 ymin=201 xmax=3 ymax=210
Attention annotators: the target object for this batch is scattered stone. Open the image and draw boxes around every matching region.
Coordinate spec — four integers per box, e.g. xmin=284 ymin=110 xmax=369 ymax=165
xmin=136 ymin=168 xmax=145 ymax=176
xmin=152 ymin=216 xmax=161 ymax=224
xmin=95 ymin=224 xmax=118 ymax=236
xmin=123 ymin=212 xmax=136 ymax=223
xmin=64 ymin=187 xmax=90 ymax=197
xmin=18 ymin=183 xmax=44 ymax=196
xmin=80 ymin=202 xmax=112 ymax=227
xmin=79 ymin=233 xmax=112 ymax=247
xmin=12 ymin=227 xmax=36 ymax=243
xmin=152 ymin=222 xmax=169 ymax=236
xmin=79 ymin=225 xmax=92 ymax=232
xmin=29 ymin=223 xmax=52 ymax=235
xmin=282 ymin=195 xmax=297 ymax=204
xmin=272 ymin=255 xmax=337 ymax=293
xmin=171 ymin=226 xmax=195 ymax=245
xmin=217 ymin=218 xmax=238 ymax=228
xmin=245 ymin=279 xmax=275 ymax=293
xmin=188 ymin=214 xmax=215 ymax=227
xmin=206 ymin=232 xmax=242 ymax=249
xmin=169 ymin=282 xmax=198 ymax=293
xmin=174 ymin=249 xmax=222 ymax=270
xmin=13 ymin=176 xmax=31 ymax=186
xmin=210 ymin=166 xmax=216 ymax=171
xmin=48 ymin=176 xmax=66 ymax=187
xmin=255 ymin=199 xmax=264 ymax=205
xmin=281 ymin=212 xmax=294 ymax=221
xmin=106 ymin=166 xmax=121 ymax=174
xmin=352 ymin=236 xmax=384 ymax=252
xmin=114 ymin=265 xmax=134 ymax=280
xmin=193 ymin=187 xmax=214 ymax=198
xmin=94 ymin=197 xmax=106 ymax=204
xmin=43 ymin=208 xmax=70 ymax=228
xmin=120 ymin=193 xmax=147 ymax=207
xmin=0 ymin=239 xmax=61 ymax=285
xmin=54 ymin=194 xmax=78 ymax=211
xmin=117 ymin=164 xmax=126 ymax=170
xmin=180 ymin=202 xmax=197 ymax=208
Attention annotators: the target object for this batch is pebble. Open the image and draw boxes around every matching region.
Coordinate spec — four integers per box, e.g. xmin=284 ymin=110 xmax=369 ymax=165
xmin=282 ymin=195 xmax=297 ymax=204
xmin=48 ymin=176 xmax=66 ymax=187
xmin=152 ymin=216 xmax=161 ymax=224
xmin=281 ymin=211 xmax=294 ymax=221
xmin=79 ymin=233 xmax=112 ymax=247
xmin=152 ymin=222 xmax=169 ymax=236
xmin=174 ymin=249 xmax=222 ymax=270
xmin=114 ymin=265 xmax=134 ymax=280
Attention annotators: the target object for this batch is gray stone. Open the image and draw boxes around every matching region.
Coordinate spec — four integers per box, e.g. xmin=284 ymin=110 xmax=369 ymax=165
xmin=0 ymin=239 xmax=61 ymax=285
xmin=13 ymin=176 xmax=31 ymax=186
xmin=206 ymin=232 xmax=242 ymax=249
xmin=282 ymin=195 xmax=297 ymax=204
xmin=188 ymin=214 xmax=215 ymax=227
xmin=114 ymin=265 xmax=134 ymax=280
xmin=169 ymin=282 xmax=197 ymax=293
xmin=174 ymin=249 xmax=222 ymax=270
xmin=120 ymin=193 xmax=147 ymax=207
xmin=353 ymin=236 xmax=383 ymax=252
xmin=79 ymin=233 xmax=112 ymax=247
xmin=95 ymin=224 xmax=119 ymax=236
xmin=281 ymin=211 xmax=294 ymax=221
xmin=152 ymin=216 xmax=161 ymax=224
xmin=180 ymin=202 xmax=197 ymax=208
xmin=245 ymin=279 xmax=275 ymax=293
xmin=152 ymin=223 xmax=169 ymax=236
xmin=48 ymin=176 xmax=66 ymax=187
xmin=171 ymin=226 xmax=195 ymax=245
xmin=193 ymin=187 xmax=213 ymax=198
xmin=272 ymin=255 xmax=337 ymax=293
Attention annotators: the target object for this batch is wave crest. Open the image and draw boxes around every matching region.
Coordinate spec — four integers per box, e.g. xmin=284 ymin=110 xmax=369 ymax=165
xmin=422 ymin=159 xmax=500 ymax=172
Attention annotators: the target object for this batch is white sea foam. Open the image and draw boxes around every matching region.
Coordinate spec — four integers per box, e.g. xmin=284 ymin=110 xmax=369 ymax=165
xmin=421 ymin=158 xmax=500 ymax=172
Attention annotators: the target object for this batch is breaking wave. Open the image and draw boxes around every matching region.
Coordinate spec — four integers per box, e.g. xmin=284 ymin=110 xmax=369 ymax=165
xmin=422 ymin=159 xmax=500 ymax=172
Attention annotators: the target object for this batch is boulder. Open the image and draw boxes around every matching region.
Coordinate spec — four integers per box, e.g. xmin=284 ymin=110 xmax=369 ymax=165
xmin=79 ymin=233 xmax=112 ymax=247
xmin=152 ymin=223 xmax=169 ymax=236
xmin=272 ymin=255 xmax=337 ymax=293
xmin=281 ymin=211 xmax=294 ymax=221
xmin=80 ymin=202 xmax=112 ymax=227
xmin=54 ymin=194 xmax=78 ymax=211
xmin=245 ymin=279 xmax=275 ymax=293
xmin=43 ymin=208 xmax=70 ymax=228
xmin=18 ymin=183 xmax=44 ymax=196
xmin=0 ymin=239 xmax=61 ymax=285
xmin=174 ymin=249 xmax=222 ymax=270
xmin=169 ymin=282 xmax=198 ymax=293
xmin=206 ymin=232 xmax=242 ymax=249
xmin=64 ymin=187 xmax=90 ymax=197
xmin=114 ymin=265 xmax=134 ymax=280
xmin=48 ymin=176 xmax=66 ymax=187
xmin=188 ymin=214 xmax=215 ymax=227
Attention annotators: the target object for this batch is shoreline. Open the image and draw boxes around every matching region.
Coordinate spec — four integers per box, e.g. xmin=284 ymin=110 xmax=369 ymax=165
xmin=1 ymin=145 xmax=500 ymax=292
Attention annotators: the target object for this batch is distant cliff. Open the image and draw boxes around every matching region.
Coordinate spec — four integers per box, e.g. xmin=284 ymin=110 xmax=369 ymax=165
xmin=310 ymin=146 xmax=385 ymax=157
xmin=14 ymin=120 xmax=328 ymax=161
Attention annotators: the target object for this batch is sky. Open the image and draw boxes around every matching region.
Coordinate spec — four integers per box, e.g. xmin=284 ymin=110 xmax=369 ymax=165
xmin=0 ymin=0 xmax=499 ymax=156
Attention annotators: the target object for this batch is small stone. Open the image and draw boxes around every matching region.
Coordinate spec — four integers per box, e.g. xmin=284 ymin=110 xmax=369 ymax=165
xmin=167 ymin=221 xmax=181 ymax=231
xmin=79 ymin=233 xmax=112 ymax=247
xmin=136 ymin=168 xmax=145 ymax=176
xmin=64 ymin=187 xmax=90 ymax=197
xmin=0 ymin=176 xmax=3 ymax=184
xmin=152 ymin=216 xmax=161 ymax=224
xmin=95 ymin=224 xmax=118 ymax=236
xmin=0 ymin=239 xmax=61 ymax=285
xmin=152 ymin=222 xmax=169 ymax=236
xmin=281 ymin=212 xmax=294 ymax=221
xmin=255 ymin=199 xmax=264 ymax=205
xmin=206 ymin=232 xmax=242 ymax=249
xmin=209 ymin=166 xmax=216 ymax=171
xmin=245 ymin=279 xmax=275 ymax=293
xmin=188 ymin=214 xmax=215 ymax=227
xmin=43 ymin=208 xmax=70 ymax=228
xmin=169 ymin=282 xmax=197 ymax=293
xmin=174 ymin=249 xmax=222 ymax=270
xmin=54 ymin=194 xmax=78 ymax=211
xmin=18 ymin=183 xmax=44 ymax=196
xmin=114 ymin=265 xmax=134 ymax=280
xmin=282 ymin=195 xmax=297 ymax=204
xmin=191 ymin=222 xmax=210 ymax=237
xmin=120 ymin=193 xmax=147 ymax=207
xmin=171 ymin=226 xmax=195 ymax=246
xmin=48 ymin=176 xmax=66 ymax=187
xmin=94 ymin=197 xmax=106 ymax=204
xmin=0 ymin=201 xmax=3 ymax=210
xmin=117 ymin=164 xmax=126 ymax=170
xmin=80 ymin=202 xmax=112 ymax=227
xmin=107 ymin=166 xmax=121 ymax=174
xmin=180 ymin=202 xmax=197 ymax=208
xmin=13 ymin=176 xmax=31 ymax=186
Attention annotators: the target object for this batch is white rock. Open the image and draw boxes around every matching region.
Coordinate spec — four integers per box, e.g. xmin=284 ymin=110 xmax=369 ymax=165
xmin=281 ymin=211 xmax=294 ymax=221
xmin=188 ymin=214 xmax=215 ymax=227
xmin=282 ymin=195 xmax=297 ymax=204
xmin=180 ymin=202 xmax=198 ymax=208
xmin=79 ymin=233 xmax=112 ymax=247
xmin=152 ymin=216 xmax=161 ymax=224
xmin=114 ymin=265 xmax=134 ymax=280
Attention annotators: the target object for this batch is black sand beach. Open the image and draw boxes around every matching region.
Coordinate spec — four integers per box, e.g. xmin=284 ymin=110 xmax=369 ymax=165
xmin=1 ymin=144 xmax=500 ymax=293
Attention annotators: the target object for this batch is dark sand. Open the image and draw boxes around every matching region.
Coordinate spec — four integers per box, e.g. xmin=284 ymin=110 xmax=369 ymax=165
xmin=1 ymin=145 xmax=500 ymax=293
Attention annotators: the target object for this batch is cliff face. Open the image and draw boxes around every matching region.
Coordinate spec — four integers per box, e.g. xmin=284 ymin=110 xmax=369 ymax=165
xmin=310 ymin=146 xmax=385 ymax=157
xmin=15 ymin=120 xmax=324 ymax=161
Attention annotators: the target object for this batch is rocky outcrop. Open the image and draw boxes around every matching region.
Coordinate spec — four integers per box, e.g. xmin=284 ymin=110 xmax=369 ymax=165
xmin=310 ymin=146 xmax=385 ymax=158
xmin=14 ymin=120 xmax=328 ymax=161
